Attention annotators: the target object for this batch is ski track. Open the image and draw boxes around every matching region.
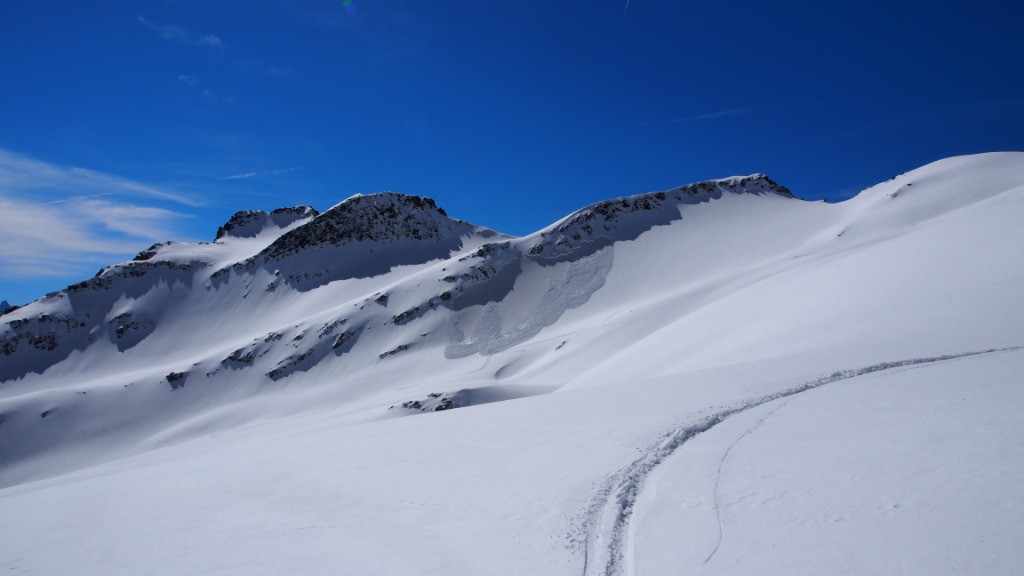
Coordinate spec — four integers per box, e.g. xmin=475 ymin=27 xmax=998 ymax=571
xmin=571 ymin=347 xmax=1020 ymax=576
xmin=703 ymin=399 xmax=788 ymax=565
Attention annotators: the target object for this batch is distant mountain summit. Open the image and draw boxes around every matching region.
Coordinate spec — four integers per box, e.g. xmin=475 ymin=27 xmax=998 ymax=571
xmin=215 ymin=206 xmax=320 ymax=241
xmin=0 ymin=300 xmax=10 ymax=313
xmin=257 ymin=193 xmax=486 ymax=261
xmin=524 ymin=173 xmax=794 ymax=262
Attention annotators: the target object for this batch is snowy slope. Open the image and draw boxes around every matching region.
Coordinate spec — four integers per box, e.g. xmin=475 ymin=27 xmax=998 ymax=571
xmin=1 ymin=152 xmax=1022 ymax=575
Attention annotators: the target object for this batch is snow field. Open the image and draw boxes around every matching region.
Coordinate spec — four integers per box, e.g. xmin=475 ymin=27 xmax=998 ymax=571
xmin=1 ymin=153 xmax=1023 ymax=574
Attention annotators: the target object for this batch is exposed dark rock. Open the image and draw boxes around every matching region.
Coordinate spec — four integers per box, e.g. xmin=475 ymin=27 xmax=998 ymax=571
xmin=332 ymin=329 xmax=358 ymax=350
xmin=133 ymin=242 xmax=174 ymax=261
xmin=379 ymin=344 xmax=410 ymax=359
xmin=30 ymin=334 xmax=59 ymax=351
xmin=259 ymin=194 xmax=459 ymax=262
xmin=390 ymin=391 xmax=462 ymax=413
xmin=318 ymin=319 xmax=348 ymax=339
xmin=215 ymin=206 xmax=318 ymax=241
xmin=267 ymin=350 xmax=315 ymax=380
xmin=524 ymin=175 xmax=791 ymax=264
xmin=166 ymin=371 xmax=187 ymax=390
xmin=108 ymin=312 xmax=156 ymax=349
xmin=224 ymin=349 xmax=255 ymax=366
xmin=2 ymin=314 xmax=81 ymax=357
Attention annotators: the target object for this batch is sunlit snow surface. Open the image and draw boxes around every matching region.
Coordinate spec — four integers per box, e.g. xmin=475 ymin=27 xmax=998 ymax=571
xmin=1 ymin=153 xmax=1022 ymax=575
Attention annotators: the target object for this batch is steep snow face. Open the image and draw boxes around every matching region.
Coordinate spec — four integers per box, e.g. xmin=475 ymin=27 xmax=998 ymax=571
xmin=0 ymin=155 xmax=1022 ymax=493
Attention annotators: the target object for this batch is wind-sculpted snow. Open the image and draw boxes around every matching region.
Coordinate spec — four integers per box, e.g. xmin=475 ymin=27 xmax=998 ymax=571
xmin=387 ymin=239 xmax=614 ymax=355
xmin=571 ymin=347 xmax=1020 ymax=576
xmin=445 ymin=247 xmax=614 ymax=357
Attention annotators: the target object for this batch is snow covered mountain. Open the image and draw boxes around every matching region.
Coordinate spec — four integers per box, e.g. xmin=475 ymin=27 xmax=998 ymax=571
xmin=1 ymin=153 xmax=1023 ymax=575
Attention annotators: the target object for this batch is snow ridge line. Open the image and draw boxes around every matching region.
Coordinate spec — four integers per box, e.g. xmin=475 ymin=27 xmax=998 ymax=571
xmin=573 ymin=347 xmax=1020 ymax=576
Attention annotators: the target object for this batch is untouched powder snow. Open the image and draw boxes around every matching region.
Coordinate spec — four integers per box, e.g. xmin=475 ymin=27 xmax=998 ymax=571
xmin=1 ymin=153 xmax=1023 ymax=575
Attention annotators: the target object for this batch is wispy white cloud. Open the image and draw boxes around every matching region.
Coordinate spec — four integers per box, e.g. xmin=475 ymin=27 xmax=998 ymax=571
xmin=0 ymin=149 xmax=203 ymax=207
xmin=671 ymin=107 xmax=757 ymax=123
xmin=137 ymin=16 xmax=224 ymax=48
xmin=139 ymin=15 xmax=292 ymax=83
xmin=220 ymin=171 xmax=259 ymax=181
xmin=0 ymin=149 xmax=197 ymax=278
xmin=0 ymin=196 xmax=190 ymax=277
xmin=76 ymin=200 xmax=187 ymax=239
xmin=219 ymin=167 xmax=302 ymax=181
xmin=0 ymin=151 xmax=202 ymax=206
xmin=200 ymin=89 xmax=220 ymax=103
xmin=136 ymin=16 xmax=189 ymax=44
xmin=174 ymin=75 xmax=232 ymax=104
xmin=198 ymin=35 xmax=223 ymax=48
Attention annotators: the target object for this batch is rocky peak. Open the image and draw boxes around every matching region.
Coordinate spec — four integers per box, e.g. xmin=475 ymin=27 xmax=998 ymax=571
xmin=215 ymin=206 xmax=319 ymax=241
xmin=133 ymin=242 xmax=175 ymax=262
xmin=258 ymin=193 xmax=470 ymax=262
xmin=525 ymin=174 xmax=795 ymax=262
xmin=672 ymin=173 xmax=795 ymax=199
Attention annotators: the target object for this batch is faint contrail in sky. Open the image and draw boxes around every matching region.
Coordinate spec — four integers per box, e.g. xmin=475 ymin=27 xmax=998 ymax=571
xmin=623 ymin=0 xmax=631 ymax=16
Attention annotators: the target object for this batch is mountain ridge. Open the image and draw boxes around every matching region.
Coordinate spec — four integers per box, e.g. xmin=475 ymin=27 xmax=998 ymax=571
xmin=1 ymin=153 xmax=1022 ymax=493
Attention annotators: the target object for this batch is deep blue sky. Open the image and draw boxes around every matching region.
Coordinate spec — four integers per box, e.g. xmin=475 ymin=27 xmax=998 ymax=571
xmin=2 ymin=0 xmax=1022 ymax=305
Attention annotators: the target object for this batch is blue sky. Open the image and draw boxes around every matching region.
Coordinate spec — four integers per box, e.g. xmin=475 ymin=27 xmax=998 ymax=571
xmin=2 ymin=0 xmax=1022 ymax=305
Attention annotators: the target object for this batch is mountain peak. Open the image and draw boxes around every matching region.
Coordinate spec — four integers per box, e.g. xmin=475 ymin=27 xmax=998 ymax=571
xmin=325 ymin=191 xmax=448 ymax=216
xmin=524 ymin=173 xmax=795 ymax=262
xmin=215 ymin=206 xmax=319 ymax=241
xmin=674 ymin=173 xmax=795 ymax=199
xmin=259 ymin=192 xmax=469 ymax=262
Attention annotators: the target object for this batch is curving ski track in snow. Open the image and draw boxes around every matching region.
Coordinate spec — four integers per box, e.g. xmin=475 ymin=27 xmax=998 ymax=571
xmin=702 ymin=399 xmax=789 ymax=565
xmin=574 ymin=347 xmax=1020 ymax=576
